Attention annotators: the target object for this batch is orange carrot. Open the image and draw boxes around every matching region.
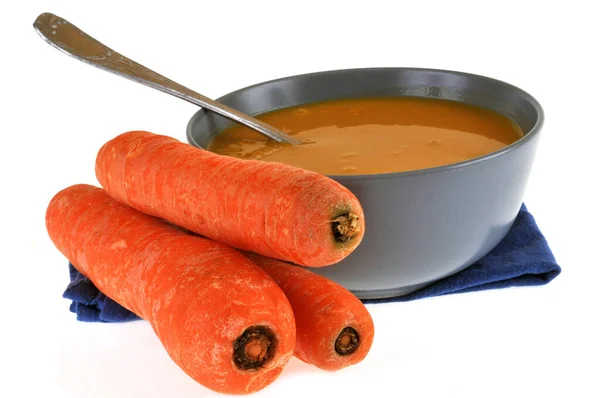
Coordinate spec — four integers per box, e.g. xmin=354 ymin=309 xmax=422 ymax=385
xmin=46 ymin=184 xmax=296 ymax=395
xmin=95 ymin=131 xmax=364 ymax=267
xmin=244 ymin=253 xmax=375 ymax=371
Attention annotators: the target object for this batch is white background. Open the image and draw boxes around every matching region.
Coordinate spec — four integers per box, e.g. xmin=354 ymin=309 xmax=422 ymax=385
xmin=2 ymin=1 xmax=599 ymax=397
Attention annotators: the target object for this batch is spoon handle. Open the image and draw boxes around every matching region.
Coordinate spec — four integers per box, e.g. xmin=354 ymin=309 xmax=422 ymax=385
xmin=33 ymin=13 xmax=300 ymax=145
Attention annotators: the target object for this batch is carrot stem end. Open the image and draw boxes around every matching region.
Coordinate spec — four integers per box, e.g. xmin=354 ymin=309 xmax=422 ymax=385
xmin=334 ymin=327 xmax=360 ymax=356
xmin=332 ymin=213 xmax=361 ymax=243
xmin=233 ymin=326 xmax=277 ymax=371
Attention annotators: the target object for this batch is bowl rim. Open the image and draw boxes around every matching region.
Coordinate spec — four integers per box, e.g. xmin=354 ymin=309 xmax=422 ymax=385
xmin=186 ymin=66 xmax=544 ymax=181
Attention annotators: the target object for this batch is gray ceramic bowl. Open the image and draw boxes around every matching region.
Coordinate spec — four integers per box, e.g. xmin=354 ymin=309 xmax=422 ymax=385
xmin=187 ymin=67 xmax=543 ymax=299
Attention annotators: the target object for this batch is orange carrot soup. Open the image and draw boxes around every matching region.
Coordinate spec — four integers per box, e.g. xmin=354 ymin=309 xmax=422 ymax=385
xmin=208 ymin=97 xmax=523 ymax=175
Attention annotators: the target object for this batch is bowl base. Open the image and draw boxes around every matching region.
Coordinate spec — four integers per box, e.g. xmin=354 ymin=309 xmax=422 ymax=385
xmin=352 ymin=280 xmax=434 ymax=301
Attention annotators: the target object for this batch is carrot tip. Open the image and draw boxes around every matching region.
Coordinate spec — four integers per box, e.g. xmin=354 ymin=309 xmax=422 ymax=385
xmin=335 ymin=327 xmax=360 ymax=356
xmin=332 ymin=213 xmax=361 ymax=243
xmin=233 ymin=326 xmax=277 ymax=371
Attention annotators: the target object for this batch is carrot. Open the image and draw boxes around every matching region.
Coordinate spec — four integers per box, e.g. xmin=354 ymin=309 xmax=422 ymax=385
xmin=244 ymin=253 xmax=375 ymax=371
xmin=46 ymin=184 xmax=296 ymax=395
xmin=95 ymin=131 xmax=364 ymax=267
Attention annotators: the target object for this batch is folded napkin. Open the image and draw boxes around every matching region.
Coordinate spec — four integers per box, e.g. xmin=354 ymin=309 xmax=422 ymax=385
xmin=63 ymin=204 xmax=561 ymax=322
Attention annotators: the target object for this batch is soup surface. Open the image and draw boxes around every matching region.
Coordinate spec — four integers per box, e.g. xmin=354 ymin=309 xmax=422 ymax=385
xmin=208 ymin=97 xmax=523 ymax=175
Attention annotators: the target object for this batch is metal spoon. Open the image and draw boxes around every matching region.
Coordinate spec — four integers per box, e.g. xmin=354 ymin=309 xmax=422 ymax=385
xmin=33 ymin=12 xmax=301 ymax=145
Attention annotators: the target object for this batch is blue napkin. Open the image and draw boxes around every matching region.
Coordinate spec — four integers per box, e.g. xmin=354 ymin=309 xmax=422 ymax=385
xmin=65 ymin=263 xmax=141 ymax=322
xmin=63 ymin=204 xmax=560 ymax=322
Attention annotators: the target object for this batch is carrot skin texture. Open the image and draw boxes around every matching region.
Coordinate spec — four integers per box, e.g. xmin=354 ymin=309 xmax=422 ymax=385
xmin=45 ymin=184 xmax=296 ymax=394
xmin=95 ymin=131 xmax=365 ymax=267
xmin=245 ymin=253 xmax=375 ymax=371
